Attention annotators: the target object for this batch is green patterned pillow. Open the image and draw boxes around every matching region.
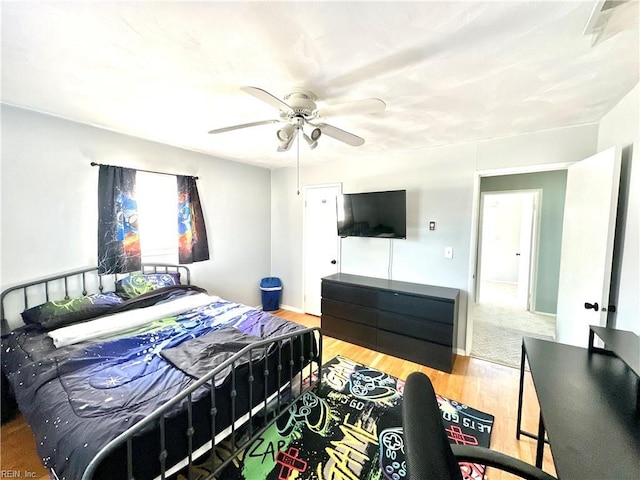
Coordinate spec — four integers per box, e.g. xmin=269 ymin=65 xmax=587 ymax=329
xmin=21 ymin=292 xmax=124 ymax=330
xmin=115 ymin=272 xmax=181 ymax=299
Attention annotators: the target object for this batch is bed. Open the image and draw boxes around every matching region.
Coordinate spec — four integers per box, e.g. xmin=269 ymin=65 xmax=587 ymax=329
xmin=0 ymin=265 xmax=322 ymax=480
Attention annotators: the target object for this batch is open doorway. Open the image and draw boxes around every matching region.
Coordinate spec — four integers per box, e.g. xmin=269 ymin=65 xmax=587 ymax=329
xmin=476 ymin=191 xmax=539 ymax=310
xmin=471 ymin=186 xmax=557 ymax=368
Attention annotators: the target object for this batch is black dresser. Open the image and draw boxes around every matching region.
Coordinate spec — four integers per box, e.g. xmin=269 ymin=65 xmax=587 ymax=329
xmin=321 ymin=273 xmax=459 ymax=372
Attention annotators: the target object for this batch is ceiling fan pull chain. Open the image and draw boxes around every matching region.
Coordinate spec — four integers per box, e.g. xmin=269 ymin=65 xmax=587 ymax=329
xmin=296 ymin=127 xmax=300 ymax=196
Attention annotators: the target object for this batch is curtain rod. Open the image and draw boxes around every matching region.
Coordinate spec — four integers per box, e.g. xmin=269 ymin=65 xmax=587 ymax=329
xmin=90 ymin=162 xmax=199 ymax=180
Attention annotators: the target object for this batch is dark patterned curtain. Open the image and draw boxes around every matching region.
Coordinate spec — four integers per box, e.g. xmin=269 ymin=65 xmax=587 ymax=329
xmin=177 ymin=175 xmax=210 ymax=264
xmin=97 ymin=165 xmax=141 ymax=274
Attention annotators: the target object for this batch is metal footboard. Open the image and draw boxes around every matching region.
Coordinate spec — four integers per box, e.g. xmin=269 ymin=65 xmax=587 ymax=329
xmin=81 ymin=326 xmax=323 ymax=480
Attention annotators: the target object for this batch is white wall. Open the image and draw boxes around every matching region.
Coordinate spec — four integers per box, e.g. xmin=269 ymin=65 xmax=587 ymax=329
xmin=5 ymin=95 xmax=634 ymax=342
xmin=597 ymin=84 xmax=639 ymax=334
xmin=271 ymin=123 xmax=599 ymax=351
xmin=1 ymin=105 xmax=272 ymax=325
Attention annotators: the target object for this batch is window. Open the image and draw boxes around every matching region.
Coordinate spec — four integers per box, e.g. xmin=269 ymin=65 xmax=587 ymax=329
xmin=136 ymin=172 xmax=179 ymax=264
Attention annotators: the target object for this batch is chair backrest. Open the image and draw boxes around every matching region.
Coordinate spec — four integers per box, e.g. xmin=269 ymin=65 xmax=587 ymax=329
xmin=402 ymin=371 xmax=463 ymax=480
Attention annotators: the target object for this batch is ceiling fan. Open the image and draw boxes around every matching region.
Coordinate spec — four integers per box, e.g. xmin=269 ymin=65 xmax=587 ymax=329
xmin=208 ymin=86 xmax=385 ymax=151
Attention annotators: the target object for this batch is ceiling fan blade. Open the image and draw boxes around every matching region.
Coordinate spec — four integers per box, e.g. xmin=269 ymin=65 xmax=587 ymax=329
xmin=241 ymin=86 xmax=294 ymax=114
xmin=208 ymin=119 xmax=280 ymax=134
xmin=319 ymin=98 xmax=386 ymax=118
xmin=317 ymin=123 xmax=365 ymax=147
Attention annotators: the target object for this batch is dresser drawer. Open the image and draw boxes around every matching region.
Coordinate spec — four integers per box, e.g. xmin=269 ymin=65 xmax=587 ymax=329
xmin=378 ymin=311 xmax=453 ymax=346
xmin=377 ymin=330 xmax=453 ymax=372
xmin=321 ymin=314 xmax=377 ymax=349
xmin=321 ymin=298 xmax=377 ymax=328
xmin=378 ymin=291 xmax=454 ymax=324
xmin=322 ymin=281 xmax=378 ymax=308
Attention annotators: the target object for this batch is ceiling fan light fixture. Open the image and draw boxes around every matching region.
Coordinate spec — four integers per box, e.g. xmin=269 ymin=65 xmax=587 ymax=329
xmin=276 ymin=124 xmax=295 ymax=142
xmin=277 ymin=137 xmax=293 ymax=151
xmin=310 ymin=127 xmax=322 ymax=141
xmin=277 ymin=127 xmax=298 ymax=151
xmin=303 ymin=132 xmax=318 ymax=150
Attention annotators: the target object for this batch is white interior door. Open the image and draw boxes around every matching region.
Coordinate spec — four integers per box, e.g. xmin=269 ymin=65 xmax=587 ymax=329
xmin=478 ymin=193 xmax=519 ymax=304
xmin=516 ymin=192 xmax=537 ymax=309
xmin=477 ymin=191 xmax=537 ymax=310
xmin=303 ymin=184 xmax=341 ymax=316
xmin=556 ymin=146 xmax=621 ymax=346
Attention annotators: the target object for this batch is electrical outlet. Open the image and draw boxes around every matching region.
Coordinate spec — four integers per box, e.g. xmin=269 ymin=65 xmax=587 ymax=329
xmin=445 ymin=246 xmax=454 ymax=259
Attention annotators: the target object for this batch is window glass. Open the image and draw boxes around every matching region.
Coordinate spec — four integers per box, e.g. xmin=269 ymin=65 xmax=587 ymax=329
xmin=136 ymin=172 xmax=179 ymax=264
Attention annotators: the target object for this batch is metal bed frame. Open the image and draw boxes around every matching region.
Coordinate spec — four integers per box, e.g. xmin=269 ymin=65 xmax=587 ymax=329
xmin=0 ymin=264 xmax=190 ymax=329
xmin=1 ymin=265 xmax=323 ymax=480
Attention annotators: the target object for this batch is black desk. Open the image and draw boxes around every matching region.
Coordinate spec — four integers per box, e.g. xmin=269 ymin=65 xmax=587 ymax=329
xmin=517 ymin=336 xmax=640 ymax=479
xmin=589 ymin=326 xmax=640 ymax=412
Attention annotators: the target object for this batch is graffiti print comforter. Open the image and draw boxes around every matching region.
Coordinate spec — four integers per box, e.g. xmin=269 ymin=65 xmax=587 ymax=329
xmin=1 ymin=286 xmax=306 ymax=480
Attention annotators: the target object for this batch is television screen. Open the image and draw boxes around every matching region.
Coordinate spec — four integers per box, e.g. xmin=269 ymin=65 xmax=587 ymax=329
xmin=337 ymin=190 xmax=406 ymax=239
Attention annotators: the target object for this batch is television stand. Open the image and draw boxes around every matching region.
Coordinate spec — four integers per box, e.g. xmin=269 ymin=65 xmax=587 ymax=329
xmin=320 ymin=273 xmax=459 ymax=372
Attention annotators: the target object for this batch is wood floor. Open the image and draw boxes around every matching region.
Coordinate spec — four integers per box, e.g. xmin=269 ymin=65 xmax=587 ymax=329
xmin=0 ymin=310 xmax=556 ymax=479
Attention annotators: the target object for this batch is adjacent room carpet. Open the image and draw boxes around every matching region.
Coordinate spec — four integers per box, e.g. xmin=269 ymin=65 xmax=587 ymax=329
xmin=472 ymin=281 xmax=556 ymax=368
xmin=181 ymin=355 xmax=494 ymax=480
xmin=471 ymin=302 xmax=556 ymax=368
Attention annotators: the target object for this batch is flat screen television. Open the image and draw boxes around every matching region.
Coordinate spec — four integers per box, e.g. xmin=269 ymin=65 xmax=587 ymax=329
xmin=337 ymin=190 xmax=406 ymax=239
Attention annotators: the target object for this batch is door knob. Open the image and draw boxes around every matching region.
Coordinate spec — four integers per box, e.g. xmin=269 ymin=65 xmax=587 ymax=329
xmin=584 ymin=302 xmax=599 ymax=311
xmin=330 ymin=259 xmax=337 ymax=264
xmin=516 ymin=253 xmax=521 ymax=256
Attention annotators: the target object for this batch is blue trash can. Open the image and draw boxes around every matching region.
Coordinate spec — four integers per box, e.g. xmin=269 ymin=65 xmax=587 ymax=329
xmin=260 ymin=277 xmax=282 ymax=311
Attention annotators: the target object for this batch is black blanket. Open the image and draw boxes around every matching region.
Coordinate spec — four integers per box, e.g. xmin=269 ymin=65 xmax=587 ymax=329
xmin=161 ymin=326 xmax=265 ymax=382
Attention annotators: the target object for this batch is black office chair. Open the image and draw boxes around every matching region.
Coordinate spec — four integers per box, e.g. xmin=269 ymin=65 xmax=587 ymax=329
xmin=402 ymin=372 xmax=558 ymax=480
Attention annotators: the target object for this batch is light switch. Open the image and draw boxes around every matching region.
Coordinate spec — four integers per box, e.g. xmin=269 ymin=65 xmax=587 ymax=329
xmin=429 ymin=221 xmax=436 ymax=231
xmin=445 ymin=246 xmax=453 ymax=259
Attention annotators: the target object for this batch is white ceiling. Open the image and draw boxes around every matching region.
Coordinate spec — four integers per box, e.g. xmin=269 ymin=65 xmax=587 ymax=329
xmin=2 ymin=1 xmax=638 ymax=168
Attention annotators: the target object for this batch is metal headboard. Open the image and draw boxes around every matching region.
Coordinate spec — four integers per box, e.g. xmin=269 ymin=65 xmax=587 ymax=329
xmin=1 ymin=264 xmax=190 ymax=331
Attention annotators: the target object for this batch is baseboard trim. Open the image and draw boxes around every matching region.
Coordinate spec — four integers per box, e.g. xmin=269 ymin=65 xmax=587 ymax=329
xmin=256 ymin=304 xmax=305 ymax=314
xmin=532 ymin=310 xmax=557 ymax=317
xmin=279 ymin=304 xmax=304 ymax=314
